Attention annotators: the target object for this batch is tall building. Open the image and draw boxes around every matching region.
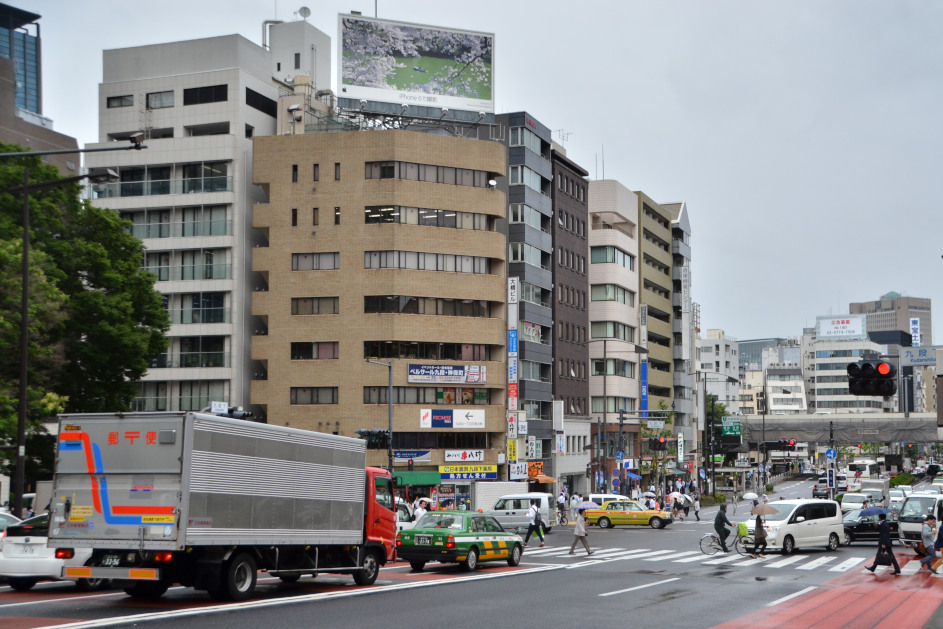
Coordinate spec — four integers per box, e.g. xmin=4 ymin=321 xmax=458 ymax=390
xmin=587 ymin=179 xmax=642 ymax=489
xmin=251 ymin=129 xmax=508 ymax=486
xmin=85 ymin=23 xmax=331 ymax=415
xmin=550 ymin=143 xmax=590 ymax=491
xmin=0 ymin=3 xmax=77 ymax=174
xmin=667 ymin=202 xmax=695 ymax=447
xmin=698 ymin=329 xmax=740 ymax=414
xmin=850 ymin=292 xmax=932 ymax=346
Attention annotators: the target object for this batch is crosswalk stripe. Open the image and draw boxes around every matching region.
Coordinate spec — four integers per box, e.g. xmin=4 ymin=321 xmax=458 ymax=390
xmin=829 ymin=557 xmax=867 ymax=572
xmin=645 ymin=551 xmax=700 ymax=561
xmin=703 ymin=553 xmax=745 ymax=565
xmin=796 ymin=556 xmax=835 ymax=571
xmin=766 ymin=555 xmax=807 ymax=568
xmin=674 ymin=553 xmax=715 ymax=563
xmin=900 ymin=561 xmax=922 ymax=575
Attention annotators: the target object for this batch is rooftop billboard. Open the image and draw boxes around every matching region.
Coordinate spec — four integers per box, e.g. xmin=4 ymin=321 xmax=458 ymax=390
xmin=816 ymin=314 xmax=867 ymax=340
xmin=338 ymin=14 xmax=494 ymax=113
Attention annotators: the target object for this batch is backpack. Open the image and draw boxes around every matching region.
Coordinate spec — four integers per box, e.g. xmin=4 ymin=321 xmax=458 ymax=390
xmin=737 ymin=522 xmax=749 ymax=538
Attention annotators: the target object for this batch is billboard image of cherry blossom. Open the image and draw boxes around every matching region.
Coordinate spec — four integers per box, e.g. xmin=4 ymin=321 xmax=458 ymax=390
xmin=338 ymin=14 xmax=494 ymax=113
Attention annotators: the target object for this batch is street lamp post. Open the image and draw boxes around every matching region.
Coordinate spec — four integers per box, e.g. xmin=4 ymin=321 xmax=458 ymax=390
xmin=366 ymin=359 xmax=394 ymax=471
xmin=4 ymin=135 xmax=145 ymax=517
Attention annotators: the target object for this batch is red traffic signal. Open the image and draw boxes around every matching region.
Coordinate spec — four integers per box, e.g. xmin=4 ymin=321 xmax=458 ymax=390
xmin=407 ymin=459 xmax=414 ymax=471
xmin=788 ymin=439 xmax=797 ymax=447
xmin=847 ymin=361 xmax=897 ymax=397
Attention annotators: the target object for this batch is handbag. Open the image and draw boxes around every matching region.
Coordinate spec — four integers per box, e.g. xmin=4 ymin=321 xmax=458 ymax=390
xmin=874 ymin=550 xmax=894 ymax=566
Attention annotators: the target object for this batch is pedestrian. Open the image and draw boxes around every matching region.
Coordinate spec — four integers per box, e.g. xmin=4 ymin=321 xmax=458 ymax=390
xmin=761 ymin=494 xmax=768 ymax=504
xmin=693 ymin=496 xmax=701 ymax=521
xmin=557 ymin=491 xmax=567 ymax=521
xmin=750 ymin=514 xmax=767 ymax=559
xmin=714 ymin=503 xmax=733 ymax=553
xmin=865 ymin=513 xmax=901 ymax=574
xmin=570 ymin=492 xmax=580 ymax=520
xmin=568 ymin=508 xmax=594 ymax=555
xmin=649 ymin=483 xmax=655 ymax=494
xmin=413 ymin=498 xmax=429 ymax=522
xmin=683 ymin=499 xmax=691 ymax=520
xmin=920 ymin=515 xmax=938 ymax=573
xmin=523 ymin=498 xmax=545 ymax=547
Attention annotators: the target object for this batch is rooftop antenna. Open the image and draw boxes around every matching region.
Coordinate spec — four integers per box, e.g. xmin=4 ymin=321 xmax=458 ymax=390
xmin=298 ymin=6 xmax=310 ymax=20
xmin=555 ymin=129 xmax=572 ymax=146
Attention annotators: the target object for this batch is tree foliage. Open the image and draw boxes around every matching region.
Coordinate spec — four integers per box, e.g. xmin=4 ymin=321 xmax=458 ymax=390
xmin=0 ymin=145 xmax=169 ymax=473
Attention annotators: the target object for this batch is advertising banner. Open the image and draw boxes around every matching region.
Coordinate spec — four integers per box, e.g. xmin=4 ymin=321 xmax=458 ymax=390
xmin=509 ymin=461 xmax=527 ymax=480
xmin=444 ymin=449 xmax=484 ymax=462
xmin=507 ymin=438 xmax=517 ymax=461
xmin=420 ymin=409 xmax=485 ymax=429
xmin=440 ymin=464 xmax=498 ymax=480
xmin=394 ymin=450 xmax=432 ymax=462
xmin=816 ymin=315 xmax=866 ymax=340
xmin=408 ymin=364 xmax=486 ymax=384
xmin=911 ymin=317 xmax=921 ymax=348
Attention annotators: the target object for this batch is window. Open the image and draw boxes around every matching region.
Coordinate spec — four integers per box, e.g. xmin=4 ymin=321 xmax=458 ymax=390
xmin=290 ymin=387 xmax=338 ymax=404
xmin=146 ymin=91 xmax=174 ymax=109
xmin=291 ymin=208 xmax=297 ymax=226
xmin=509 ymin=165 xmax=543 ymax=193
xmin=183 ymin=84 xmax=227 ymax=106
xmin=245 ymin=88 xmax=277 ymax=117
xmin=313 ymin=164 xmax=319 ymax=181
xmin=591 ymin=321 xmax=635 ymax=342
xmin=107 ymin=95 xmax=133 ymax=108
xmin=591 ymin=245 xmax=634 ymax=270
xmin=364 ymin=295 xmax=489 ymax=317
xmin=334 ymin=162 xmax=341 ymax=180
xmin=508 ymin=242 xmax=543 ymax=268
xmin=590 ymin=284 xmax=635 ymax=306
xmin=509 ymin=126 xmax=542 ymax=153
xmin=291 ymin=341 xmax=338 ymax=359
xmin=292 ymin=164 xmax=298 ymax=182
xmin=364 ymin=251 xmax=489 ymax=274
xmin=294 ymin=52 xmax=301 ymax=69
xmin=313 ymin=207 xmax=319 ymax=225
xmin=291 ymin=253 xmax=339 ymax=270
xmin=334 ymin=207 xmax=340 ymax=225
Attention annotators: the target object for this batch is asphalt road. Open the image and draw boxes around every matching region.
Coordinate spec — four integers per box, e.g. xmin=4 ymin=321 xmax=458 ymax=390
xmin=2 ymin=475 xmax=943 ymax=629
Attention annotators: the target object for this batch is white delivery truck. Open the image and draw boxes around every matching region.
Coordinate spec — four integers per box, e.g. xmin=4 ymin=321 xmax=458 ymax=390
xmin=49 ymin=412 xmax=396 ymax=601
xmin=470 ymin=481 xmax=529 ymax=513
xmin=859 ymin=479 xmax=890 ymax=508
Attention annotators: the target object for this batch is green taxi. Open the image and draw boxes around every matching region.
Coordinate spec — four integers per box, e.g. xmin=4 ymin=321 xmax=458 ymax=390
xmin=396 ymin=511 xmax=524 ymax=572
xmin=585 ymin=500 xmax=673 ymax=529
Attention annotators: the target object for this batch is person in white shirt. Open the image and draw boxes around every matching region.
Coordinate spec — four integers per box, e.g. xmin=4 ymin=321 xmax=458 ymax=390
xmin=570 ymin=493 xmax=580 ymax=520
xmin=557 ymin=492 xmax=567 ymax=521
xmin=413 ymin=498 xmax=429 ymax=522
xmin=523 ymin=499 xmax=545 ymax=547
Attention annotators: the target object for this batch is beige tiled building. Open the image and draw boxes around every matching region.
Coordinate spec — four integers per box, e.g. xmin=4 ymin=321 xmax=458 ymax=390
xmin=251 ymin=129 xmax=508 ymax=475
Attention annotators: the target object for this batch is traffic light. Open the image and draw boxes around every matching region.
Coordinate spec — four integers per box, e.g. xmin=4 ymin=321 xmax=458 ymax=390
xmin=657 ymin=436 xmax=667 ymax=451
xmin=648 ymin=437 xmax=657 ymax=451
xmin=778 ymin=439 xmax=788 ymax=449
xmin=407 ymin=459 xmax=414 ymax=471
xmin=355 ymin=428 xmax=390 ymax=449
xmin=787 ymin=438 xmax=797 ymax=451
xmin=847 ymin=360 xmax=897 ymax=397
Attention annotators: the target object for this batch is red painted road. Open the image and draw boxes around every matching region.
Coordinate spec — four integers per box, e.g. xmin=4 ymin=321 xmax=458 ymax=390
xmin=713 ymin=554 xmax=943 ymax=629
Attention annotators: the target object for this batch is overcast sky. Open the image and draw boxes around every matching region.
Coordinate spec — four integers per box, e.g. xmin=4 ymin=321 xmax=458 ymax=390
xmin=17 ymin=0 xmax=943 ymax=342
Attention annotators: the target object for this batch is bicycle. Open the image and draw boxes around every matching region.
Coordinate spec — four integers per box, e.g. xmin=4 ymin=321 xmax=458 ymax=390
xmin=699 ymin=531 xmax=755 ymax=556
xmin=556 ymin=508 xmax=568 ymax=526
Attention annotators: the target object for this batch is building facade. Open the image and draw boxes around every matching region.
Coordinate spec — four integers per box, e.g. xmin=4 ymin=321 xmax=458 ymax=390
xmin=850 ymin=292 xmax=932 ymax=346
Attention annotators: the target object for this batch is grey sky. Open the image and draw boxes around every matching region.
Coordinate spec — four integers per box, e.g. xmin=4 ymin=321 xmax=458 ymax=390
xmin=18 ymin=0 xmax=943 ymax=341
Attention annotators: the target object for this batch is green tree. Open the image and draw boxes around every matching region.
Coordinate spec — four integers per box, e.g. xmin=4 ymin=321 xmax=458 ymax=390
xmin=0 ymin=146 xmax=169 ymax=473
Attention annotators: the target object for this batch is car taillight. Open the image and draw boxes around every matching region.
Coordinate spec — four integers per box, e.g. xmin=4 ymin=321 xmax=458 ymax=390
xmin=55 ymin=548 xmax=75 ymax=559
xmin=395 ymin=533 xmax=402 ymax=547
xmin=154 ymin=552 xmax=173 ymax=563
xmin=446 ymin=535 xmax=455 ymax=549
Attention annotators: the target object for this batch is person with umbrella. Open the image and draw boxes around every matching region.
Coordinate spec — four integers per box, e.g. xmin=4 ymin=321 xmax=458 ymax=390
xmin=865 ymin=511 xmax=900 ymax=574
xmin=750 ymin=503 xmax=776 ymax=559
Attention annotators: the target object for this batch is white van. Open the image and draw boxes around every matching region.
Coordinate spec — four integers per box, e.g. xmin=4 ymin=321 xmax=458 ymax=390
xmin=744 ymin=499 xmax=843 ymax=553
xmin=898 ymin=493 xmax=943 ymax=549
xmin=588 ymin=493 xmax=629 ymax=507
xmin=484 ymin=492 xmax=555 ymax=534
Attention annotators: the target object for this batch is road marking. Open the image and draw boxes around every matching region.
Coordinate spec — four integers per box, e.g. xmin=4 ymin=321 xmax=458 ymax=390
xmin=674 ymin=553 xmax=714 ymax=562
xmin=703 ymin=553 xmax=745 ymax=565
xmin=829 ymin=557 xmax=867 ymax=572
xmin=766 ymin=555 xmax=807 ymax=568
xmin=766 ymin=586 xmax=817 ymax=607
xmin=644 ymin=550 xmax=700 ymax=561
xmin=599 ymin=577 xmax=680 ymax=597
xmin=0 ymin=590 xmax=127 ymax=609
xmin=796 ymin=556 xmax=835 ymax=571
xmin=900 ymin=560 xmax=922 ymax=575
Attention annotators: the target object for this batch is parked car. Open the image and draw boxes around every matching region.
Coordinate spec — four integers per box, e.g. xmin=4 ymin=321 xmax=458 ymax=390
xmin=0 ymin=514 xmax=107 ymax=591
xmin=843 ymin=508 xmax=900 ymax=545
xmin=484 ymin=493 xmax=554 ymax=534
xmin=396 ymin=511 xmax=523 ymax=572
xmin=743 ymin=499 xmax=843 ymax=554
xmin=584 ymin=500 xmax=672 ymax=529
xmin=812 ymin=482 xmax=830 ymax=498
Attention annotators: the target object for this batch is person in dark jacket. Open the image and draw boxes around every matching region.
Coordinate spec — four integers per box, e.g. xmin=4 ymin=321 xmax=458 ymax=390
xmin=865 ymin=513 xmax=900 ymax=574
xmin=714 ymin=503 xmax=733 ymax=552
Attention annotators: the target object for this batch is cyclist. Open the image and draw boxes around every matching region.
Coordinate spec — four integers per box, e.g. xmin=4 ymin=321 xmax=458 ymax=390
xmin=714 ymin=503 xmax=734 ymax=553
xmin=557 ymin=491 xmax=567 ymax=521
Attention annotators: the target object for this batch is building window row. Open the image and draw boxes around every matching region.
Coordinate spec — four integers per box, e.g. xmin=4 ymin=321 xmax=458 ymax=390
xmin=147 ymin=90 xmax=174 ymax=109
xmin=290 ymin=387 xmax=339 ymax=405
xmin=591 ymin=321 xmax=636 ymax=343
xmin=520 ymin=281 xmax=550 ymax=307
xmin=178 ymin=380 xmax=228 ymax=412
xmin=557 ymin=210 xmax=585 ymax=237
xmin=642 ymin=203 xmax=670 ymax=229
xmin=144 ymin=249 xmax=229 ymax=282
xmin=591 ymin=283 xmax=635 ymax=307
xmin=183 ymin=84 xmax=228 ymax=106
xmin=557 ymin=172 xmax=585 ymax=203
xmin=364 ymin=205 xmax=491 ymax=230
xmin=592 ymin=359 xmax=636 ymax=378
xmin=510 ymin=202 xmax=549 ymax=233
xmin=290 ymin=341 xmax=339 ymax=360
xmin=171 ymin=292 xmax=228 ymax=324
xmin=509 ymin=165 xmax=545 ymax=194
xmin=364 ymin=341 xmax=492 ymax=361
xmin=364 ymin=386 xmax=490 ymax=405
xmin=364 ymin=161 xmax=493 ymax=187
xmin=291 ymin=252 xmax=340 ymax=271
xmin=563 ymin=397 xmax=586 ymax=415
xmin=290 ymin=297 xmax=339 ymax=315
xmin=365 ymin=250 xmax=490 ymax=274
xmin=557 ymin=284 xmax=586 ymax=310
xmin=557 ymin=358 xmax=587 ymax=381
xmin=558 ymin=321 xmax=587 ymax=344
xmin=393 ymin=432 xmax=490 ymax=450
xmin=643 ymin=279 xmax=670 ymax=300
xmin=556 ymin=246 xmax=585 ymax=274
xmin=509 ymin=126 xmax=543 ymax=154
xmin=590 ymin=245 xmax=635 ymax=270
xmin=121 ymin=204 xmax=229 ymax=240
xmin=509 ymin=242 xmax=547 ymax=270
xmin=365 ymin=295 xmax=491 ymax=317
xmin=591 ymin=396 xmax=637 ymax=413
xmin=107 ymin=94 xmax=134 ymax=108
xmin=96 ymin=161 xmax=231 ymax=198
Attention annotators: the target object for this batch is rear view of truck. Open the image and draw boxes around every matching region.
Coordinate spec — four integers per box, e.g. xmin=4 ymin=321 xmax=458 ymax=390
xmin=50 ymin=412 xmax=395 ymax=600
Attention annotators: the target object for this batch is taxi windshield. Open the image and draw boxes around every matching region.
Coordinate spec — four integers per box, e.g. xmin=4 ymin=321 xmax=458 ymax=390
xmin=416 ymin=513 xmax=465 ymax=529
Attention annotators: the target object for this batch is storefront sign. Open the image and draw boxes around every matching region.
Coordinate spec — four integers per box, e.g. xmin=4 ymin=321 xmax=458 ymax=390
xmin=440 ymin=464 xmax=498 ymax=480
xmin=444 ymin=449 xmax=484 ymax=462
xmin=408 ymin=364 xmax=486 ymax=384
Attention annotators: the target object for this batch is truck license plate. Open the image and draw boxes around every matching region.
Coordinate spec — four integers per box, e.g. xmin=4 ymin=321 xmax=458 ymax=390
xmin=102 ymin=554 xmax=121 ymax=567
xmin=415 ymin=535 xmax=432 ymax=545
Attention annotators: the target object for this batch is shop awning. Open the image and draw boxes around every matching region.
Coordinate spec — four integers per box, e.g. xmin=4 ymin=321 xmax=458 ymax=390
xmin=392 ymin=471 xmax=442 ymax=486
xmin=528 ymin=474 xmax=556 ymax=483
xmin=625 ymin=472 xmax=642 ymax=480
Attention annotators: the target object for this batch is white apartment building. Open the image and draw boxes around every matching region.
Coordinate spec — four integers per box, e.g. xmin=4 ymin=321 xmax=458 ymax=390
xmin=85 ymin=22 xmax=331 ymax=415
xmin=809 ymin=339 xmax=889 ymax=413
xmin=699 ymin=329 xmax=740 ymax=414
xmin=667 ymin=202 xmax=696 ymax=446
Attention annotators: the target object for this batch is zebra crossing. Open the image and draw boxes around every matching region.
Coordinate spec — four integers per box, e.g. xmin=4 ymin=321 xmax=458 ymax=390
xmin=520 ymin=545 xmax=928 ymax=575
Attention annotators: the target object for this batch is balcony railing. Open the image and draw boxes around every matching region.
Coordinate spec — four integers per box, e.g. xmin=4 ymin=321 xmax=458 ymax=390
xmin=170 ymin=307 xmax=231 ymax=325
xmin=144 ymin=263 xmax=232 ymax=281
xmin=90 ymin=176 xmax=233 ymax=199
xmin=149 ymin=351 xmax=230 ymax=369
xmin=129 ymin=220 xmax=232 ymax=240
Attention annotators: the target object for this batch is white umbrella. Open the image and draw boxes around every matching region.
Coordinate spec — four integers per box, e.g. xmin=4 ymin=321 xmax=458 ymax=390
xmin=742 ymin=492 xmax=759 ymax=501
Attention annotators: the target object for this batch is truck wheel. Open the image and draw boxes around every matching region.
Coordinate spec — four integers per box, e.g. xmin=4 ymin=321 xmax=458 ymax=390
xmin=507 ymin=544 xmax=522 ymax=567
xmin=353 ymin=550 xmax=380 ymax=585
xmin=221 ymin=552 xmax=257 ymax=601
xmin=409 ymin=561 xmax=426 ymax=572
xmin=76 ymin=558 xmax=110 ymax=591
xmin=7 ymin=578 xmax=37 ymax=591
xmin=461 ymin=547 xmax=479 ymax=572
xmin=123 ymin=581 xmax=169 ymax=600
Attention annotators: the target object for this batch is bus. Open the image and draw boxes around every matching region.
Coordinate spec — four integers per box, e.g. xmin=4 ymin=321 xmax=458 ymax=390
xmin=848 ymin=459 xmax=880 ymax=480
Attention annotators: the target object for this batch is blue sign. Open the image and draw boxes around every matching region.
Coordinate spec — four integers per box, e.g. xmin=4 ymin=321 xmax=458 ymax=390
xmin=508 ymin=330 xmax=518 ymax=354
xmin=826 ymin=448 xmax=837 ymax=460
xmin=699 ymin=468 xmax=706 ymax=479
xmin=616 ymin=452 xmax=624 ymax=461
xmin=612 ymin=478 xmax=620 ymax=487
xmin=441 ymin=471 xmax=497 ymax=480
xmin=640 ymin=362 xmax=648 ymax=417
xmin=395 ymin=450 xmax=431 ymax=460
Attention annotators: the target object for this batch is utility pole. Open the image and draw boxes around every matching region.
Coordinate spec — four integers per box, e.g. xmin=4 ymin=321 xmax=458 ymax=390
xmin=618 ymin=409 xmax=627 ymax=495
xmin=709 ymin=395 xmax=716 ymax=496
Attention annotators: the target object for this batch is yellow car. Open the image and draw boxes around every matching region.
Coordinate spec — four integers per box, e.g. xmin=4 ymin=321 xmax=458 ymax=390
xmin=584 ymin=500 xmax=673 ymax=529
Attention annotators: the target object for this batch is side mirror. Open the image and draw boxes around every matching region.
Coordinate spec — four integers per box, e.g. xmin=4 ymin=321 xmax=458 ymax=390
xmin=796 ymin=516 xmax=806 ymax=523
